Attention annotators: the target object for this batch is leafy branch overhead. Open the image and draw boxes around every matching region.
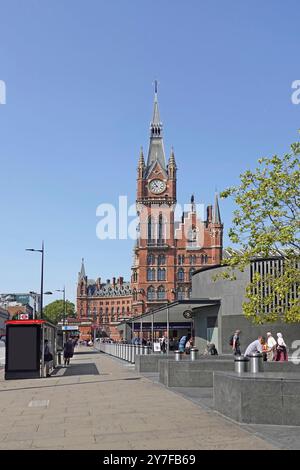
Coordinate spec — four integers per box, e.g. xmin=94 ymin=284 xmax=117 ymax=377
xmin=220 ymin=140 xmax=300 ymax=323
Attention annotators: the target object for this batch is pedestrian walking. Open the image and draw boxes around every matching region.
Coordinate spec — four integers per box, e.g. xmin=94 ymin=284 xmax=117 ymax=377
xmin=63 ymin=337 xmax=74 ymax=366
xmin=230 ymin=330 xmax=241 ymax=355
xmin=266 ymin=332 xmax=277 ymax=361
xmin=44 ymin=339 xmax=53 ymax=377
xmin=275 ymin=333 xmax=288 ymax=362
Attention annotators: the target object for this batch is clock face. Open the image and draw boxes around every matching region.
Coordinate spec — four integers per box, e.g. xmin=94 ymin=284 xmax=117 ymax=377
xmin=149 ymin=179 xmax=166 ymax=194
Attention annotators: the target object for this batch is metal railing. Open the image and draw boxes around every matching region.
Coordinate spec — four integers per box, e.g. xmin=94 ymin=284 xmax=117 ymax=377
xmin=94 ymin=342 xmax=151 ymax=364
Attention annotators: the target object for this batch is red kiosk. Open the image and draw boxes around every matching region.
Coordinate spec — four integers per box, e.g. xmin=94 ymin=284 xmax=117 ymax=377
xmin=5 ymin=319 xmax=57 ymax=380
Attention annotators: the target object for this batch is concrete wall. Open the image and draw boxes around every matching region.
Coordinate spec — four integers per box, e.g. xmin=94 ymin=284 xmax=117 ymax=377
xmin=192 ymin=265 xmax=300 ymax=354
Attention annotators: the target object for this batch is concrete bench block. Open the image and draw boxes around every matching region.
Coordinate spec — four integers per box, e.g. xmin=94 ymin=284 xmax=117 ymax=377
xmin=159 ymin=359 xmax=233 ymax=387
xmin=214 ymin=371 xmax=300 ymax=426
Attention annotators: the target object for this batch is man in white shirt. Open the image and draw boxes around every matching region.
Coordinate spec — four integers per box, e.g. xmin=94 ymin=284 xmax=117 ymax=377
xmin=266 ymin=332 xmax=277 ymax=361
xmin=244 ymin=336 xmax=266 ymax=357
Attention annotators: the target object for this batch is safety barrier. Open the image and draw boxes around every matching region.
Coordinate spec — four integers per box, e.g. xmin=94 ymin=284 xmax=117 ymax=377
xmin=95 ymin=342 xmax=152 ymax=364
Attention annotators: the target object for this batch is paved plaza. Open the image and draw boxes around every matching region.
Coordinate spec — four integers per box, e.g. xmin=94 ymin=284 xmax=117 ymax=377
xmin=0 ymin=346 xmax=295 ymax=450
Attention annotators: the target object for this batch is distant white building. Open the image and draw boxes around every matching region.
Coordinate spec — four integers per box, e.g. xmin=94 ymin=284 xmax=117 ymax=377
xmin=0 ymin=307 xmax=9 ymax=337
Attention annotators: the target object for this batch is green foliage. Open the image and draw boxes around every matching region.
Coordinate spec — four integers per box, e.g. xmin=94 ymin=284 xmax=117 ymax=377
xmin=43 ymin=300 xmax=76 ymax=325
xmin=220 ymin=140 xmax=300 ymax=323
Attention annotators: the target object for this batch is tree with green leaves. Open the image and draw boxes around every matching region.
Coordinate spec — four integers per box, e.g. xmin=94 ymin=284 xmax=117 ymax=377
xmin=43 ymin=300 xmax=76 ymax=325
xmin=220 ymin=140 xmax=300 ymax=324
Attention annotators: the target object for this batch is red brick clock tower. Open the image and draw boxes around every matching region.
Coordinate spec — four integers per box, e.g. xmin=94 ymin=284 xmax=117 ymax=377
xmin=131 ymin=83 xmax=223 ymax=315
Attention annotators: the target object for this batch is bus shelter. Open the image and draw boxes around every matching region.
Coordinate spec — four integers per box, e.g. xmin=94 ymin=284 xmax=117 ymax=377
xmin=5 ymin=319 xmax=56 ymax=380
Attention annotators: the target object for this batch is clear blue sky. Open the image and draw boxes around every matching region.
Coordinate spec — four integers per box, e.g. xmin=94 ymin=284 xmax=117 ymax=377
xmin=0 ymin=0 xmax=299 ymax=305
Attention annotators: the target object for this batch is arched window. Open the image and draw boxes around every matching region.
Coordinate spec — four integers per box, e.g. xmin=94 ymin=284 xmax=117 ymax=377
xmin=122 ymin=307 xmax=125 ymax=314
xmin=189 ymin=255 xmax=196 ymax=265
xmin=189 ymin=268 xmax=195 ymax=280
xmin=117 ymin=307 xmax=120 ymax=320
xmin=133 ymin=289 xmax=137 ymax=301
xmin=157 ymin=285 xmax=165 ymax=300
xmin=158 ymin=268 xmax=166 ymax=281
xmin=158 ymin=254 xmax=165 ymax=265
xmin=187 ymin=287 xmax=192 ymax=299
xmin=147 ymin=286 xmax=155 ymax=301
xmin=177 ymin=288 xmax=184 ymax=300
xmin=147 ymin=268 xmax=155 ymax=281
xmin=105 ymin=308 xmax=109 ymax=322
xmin=111 ymin=307 xmax=114 ymax=321
xmin=158 ymin=213 xmax=165 ymax=244
xmin=93 ymin=307 xmax=97 ymax=321
xmin=178 ymin=255 xmax=184 ymax=265
xmin=99 ymin=307 xmax=103 ymax=319
xmin=201 ymin=254 xmax=208 ymax=264
xmin=177 ymin=268 xmax=184 ymax=281
xmin=148 ymin=216 xmax=155 ymax=243
xmin=147 ymin=253 xmax=155 ymax=265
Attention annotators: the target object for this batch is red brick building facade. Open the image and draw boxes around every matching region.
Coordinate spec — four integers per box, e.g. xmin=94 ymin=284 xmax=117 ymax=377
xmin=76 ymin=84 xmax=223 ymax=338
xmin=77 ymin=262 xmax=132 ymax=341
xmin=131 ymin=83 xmax=223 ymax=315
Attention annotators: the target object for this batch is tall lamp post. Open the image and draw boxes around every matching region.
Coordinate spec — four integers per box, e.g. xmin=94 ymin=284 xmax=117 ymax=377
xmin=26 ymin=241 xmax=45 ymax=319
xmin=56 ymin=287 xmax=66 ymax=347
xmin=56 ymin=287 xmax=66 ymax=325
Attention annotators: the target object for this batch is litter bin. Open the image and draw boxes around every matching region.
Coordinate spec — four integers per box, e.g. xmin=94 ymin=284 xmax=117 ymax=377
xmin=174 ymin=350 xmax=183 ymax=361
xmin=190 ymin=348 xmax=199 ymax=361
xmin=249 ymin=352 xmax=263 ymax=373
xmin=234 ymin=355 xmax=249 ymax=373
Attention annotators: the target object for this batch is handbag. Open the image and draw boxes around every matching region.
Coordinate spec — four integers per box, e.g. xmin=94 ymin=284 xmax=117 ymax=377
xmin=44 ymin=352 xmax=53 ymax=362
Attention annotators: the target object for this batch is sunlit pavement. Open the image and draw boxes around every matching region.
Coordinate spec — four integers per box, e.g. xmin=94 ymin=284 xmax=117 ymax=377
xmin=0 ymin=346 xmax=276 ymax=450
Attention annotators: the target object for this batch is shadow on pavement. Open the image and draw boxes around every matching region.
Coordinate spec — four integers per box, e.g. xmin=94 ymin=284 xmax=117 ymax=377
xmin=52 ymin=363 xmax=100 ymax=377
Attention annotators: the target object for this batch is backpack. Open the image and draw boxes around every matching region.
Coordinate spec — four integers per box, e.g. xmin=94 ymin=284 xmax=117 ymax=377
xmin=229 ymin=335 xmax=234 ymax=346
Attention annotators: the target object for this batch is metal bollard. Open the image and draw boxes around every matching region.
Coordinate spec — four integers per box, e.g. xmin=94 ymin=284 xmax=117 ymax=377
xmin=143 ymin=346 xmax=151 ymax=355
xmin=174 ymin=350 xmax=183 ymax=361
xmin=125 ymin=344 xmax=129 ymax=361
xmin=132 ymin=345 xmax=136 ymax=363
xmin=57 ymin=352 xmax=62 ymax=365
xmin=190 ymin=348 xmax=199 ymax=361
xmin=234 ymin=355 xmax=249 ymax=373
xmin=249 ymin=352 xmax=263 ymax=373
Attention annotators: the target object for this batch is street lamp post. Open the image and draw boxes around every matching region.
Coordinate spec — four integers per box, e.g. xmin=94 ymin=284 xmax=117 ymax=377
xmin=56 ymin=287 xmax=66 ymax=325
xmin=26 ymin=241 xmax=44 ymax=319
xmin=56 ymin=287 xmax=66 ymax=348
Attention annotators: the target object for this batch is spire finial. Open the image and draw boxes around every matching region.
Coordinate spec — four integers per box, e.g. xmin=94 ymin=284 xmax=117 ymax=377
xmin=213 ymin=192 xmax=221 ymax=224
xmin=154 ymin=79 xmax=158 ymax=95
xmin=79 ymin=258 xmax=86 ymax=281
xmin=191 ymin=194 xmax=195 ymax=212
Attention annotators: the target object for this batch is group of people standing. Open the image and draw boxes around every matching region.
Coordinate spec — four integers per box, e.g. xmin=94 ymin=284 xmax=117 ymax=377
xmin=231 ymin=330 xmax=288 ymax=361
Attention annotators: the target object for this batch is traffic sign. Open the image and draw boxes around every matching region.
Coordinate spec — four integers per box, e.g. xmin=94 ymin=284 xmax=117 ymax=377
xmin=19 ymin=314 xmax=29 ymax=320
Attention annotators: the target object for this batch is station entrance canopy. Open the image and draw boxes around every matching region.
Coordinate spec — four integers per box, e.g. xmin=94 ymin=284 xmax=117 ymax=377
xmin=117 ymin=299 xmax=220 ymax=335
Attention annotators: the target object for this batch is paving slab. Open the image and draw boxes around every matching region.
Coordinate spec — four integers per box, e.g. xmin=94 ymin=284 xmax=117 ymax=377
xmin=0 ymin=347 xmax=277 ymax=450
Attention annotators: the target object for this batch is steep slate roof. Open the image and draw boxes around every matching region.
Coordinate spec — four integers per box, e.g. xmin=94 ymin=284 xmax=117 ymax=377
xmin=145 ymin=82 xmax=167 ymax=176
